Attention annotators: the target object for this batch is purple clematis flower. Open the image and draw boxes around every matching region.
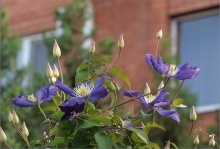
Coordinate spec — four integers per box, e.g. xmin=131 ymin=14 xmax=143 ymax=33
xmin=123 ymin=89 xmax=180 ymax=123
xmin=59 ymin=97 xmax=85 ymax=120
xmin=146 ymin=54 xmax=200 ymax=80
xmin=12 ymin=85 xmax=58 ymax=108
xmin=55 ymin=76 xmax=109 ymax=102
xmin=55 ymin=76 xmax=109 ymax=120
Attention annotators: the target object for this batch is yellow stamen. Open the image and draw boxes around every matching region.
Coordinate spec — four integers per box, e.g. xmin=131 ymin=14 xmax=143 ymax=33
xmin=144 ymin=94 xmax=156 ymax=103
xmin=27 ymin=94 xmax=37 ymax=102
xmin=168 ymin=64 xmax=179 ymax=76
xmin=74 ymin=84 xmax=93 ymax=97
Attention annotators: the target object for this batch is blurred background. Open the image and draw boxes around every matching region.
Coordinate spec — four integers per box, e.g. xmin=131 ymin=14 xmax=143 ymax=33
xmin=0 ymin=0 xmax=219 ymax=148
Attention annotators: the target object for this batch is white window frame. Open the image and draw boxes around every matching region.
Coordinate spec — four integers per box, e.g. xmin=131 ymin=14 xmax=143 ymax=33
xmin=171 ymin=9 xmax=220 ymax=113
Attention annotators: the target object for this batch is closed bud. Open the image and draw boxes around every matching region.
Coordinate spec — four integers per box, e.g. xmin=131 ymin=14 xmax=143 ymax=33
xmin=47 ymin=63 xmax=54 ymax=78
xmin=50 ymin=76 xmax=57 ymax=84
xmin=53 ymin=40 xmax=61 ymax=58
xmin=164 ymin=140 xmax=170 ymax=149
xmin=12 ymin=110 xmax=19 ymax=125
xmin=89 ymin=41 xmax=96 ymax=54
xmin=0 ymin=127 xmax=7 ymax=142
xmin=190 ymin=105 xmax=197 ymax=121
xmin=8 ymin=111 xmax=13 ymax=122
xmin=144 ymin=82 xmax=151 ymax=94
xmin=118 ymin=34 xmax=124 ymax=48
xmin=209 ymin=134 xmax=215 ymax=147
xmin=158 ymin=81 xmax=164 ymax=90
xmin=53 ymin=64 xmax=59 ymax=78
xmin=156 ymin=29 xmax=163 ymax=39
xmin=22 ymin=122 xmax=29 ymax=138
xmin=194 ymin=135 xmax=199 ymax=145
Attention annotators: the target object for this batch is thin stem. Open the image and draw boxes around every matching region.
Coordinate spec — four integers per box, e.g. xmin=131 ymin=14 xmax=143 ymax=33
xmin=155 ymin=39 xmax=160 ymax=57
xmin=194 ymin=144 xmax=197 ymax=149
xmin=4 ymin=141 xmax=13 ymax=149
xmin=38 ymin=103 xmax=47 ymax=120
xmin=183 ymin=121 xmax=194 ymax=148
xmin=57 ymin=58 xmax=64 ymax=82
xmin=13 ymin=123 xmax=30 ymax=148
xmin=87 ymin=55 xmax=91 ymax=81
xmin=172 ymin=80 xmax=184 ymax=99
xmin=152 ymin=110 xmax=156 ymax=123
xmin=108 ymin=99 xmax=136 ymax=110
xmin=114 ymin=47 xmax=122 ymax=66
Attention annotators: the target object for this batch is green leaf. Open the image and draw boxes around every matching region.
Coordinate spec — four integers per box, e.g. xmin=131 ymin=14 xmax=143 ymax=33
xmin=43 ymin=105 xmax=57 ymax=112
xmin=143 ymin=141 xmax=160 ymax=149
xmin=52 ymin=96 xmax=62 ymax=106
xmin=171 ymin=98 xmax=183 ymax=107
xmin=170 ymin=141 xmax=179 ymax=149
xmin=112 ymin=116 xmax=123 ymax=125
xmin=146 ymin=122 xmax=166 ymax=131
xmin=94 ymin=132 xmax=112 ymax=149
xmin=75 ymin=63 xmax=88 ymax=83
xmin=109 ymin=66 xmax=131 ymax=88
xmin=140 ymin=110 xmax=151 ymax=124
xmin=89 ymin=115 xmax=112 ymax=125
xmin=80 ymin=119 xmax=100 ymax=129
xmin=47 ymin=137 xmax=65 ymax=146
xmin=90 ymin=54 xmax=112 ymax=64
xmin=127 ymin=127 xmax=148 ymax=144
xmin=49 ymin=124 xmax=59 ymax=137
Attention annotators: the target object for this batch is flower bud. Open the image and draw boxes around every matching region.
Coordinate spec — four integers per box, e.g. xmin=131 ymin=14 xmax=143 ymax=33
xmin=0 ymin=127 xmax=7 ymax=142
xmin=50 ymin=76 xmax=57 ymax=84
xmin=144 ymin=82 xmax=151 ymax=94
xmin=12 ymin=110 xmax=19 ymax=125
xmin=8 ymin=111 xmax=13 ymax=122
xmin=89 ymin=41 xmax=96 ymax=54
xmin=158 ymin=81 xmax=164 ymax=90
xmin=209 ymin=134 xmax=215 ymax=147
xmin=118 ymin=34 xmax=124 ymax=48
xmin=190 ymin=105 xmax=197 ymax=121
xmin=47 ymin=63 xmax=54 ymax=78
xmin=164 ymin=140 xmax=170 ymax=149
xmin=156 ymin=29 xmax=163 ymax=39
xmin=22 ymin=122 xmax=29 ymax=138
xmin=194 ymin=135 xmax=199 ymax=145
xmin=53 ymin=64 xmax=59 ymax=78
xmin=53 ymin=40 xmax=61 ymax=58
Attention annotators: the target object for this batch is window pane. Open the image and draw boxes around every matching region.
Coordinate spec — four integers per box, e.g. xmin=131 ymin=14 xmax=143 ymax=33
xmin=30 ymin=40 xmax=48 ymax=75
xmin=179 ymin=14 xmax=220 ymax=106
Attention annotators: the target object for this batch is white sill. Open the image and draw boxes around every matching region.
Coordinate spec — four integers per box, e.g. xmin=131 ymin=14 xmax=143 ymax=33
xmin=196 ymin=104 xmax=220 ymax=113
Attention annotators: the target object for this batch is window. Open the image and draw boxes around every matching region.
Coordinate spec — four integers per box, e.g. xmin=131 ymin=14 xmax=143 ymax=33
xmin=171 ymin=10 xmax=220 ymax=112
xmin=17 ymin=34 xmax=48 ymax=75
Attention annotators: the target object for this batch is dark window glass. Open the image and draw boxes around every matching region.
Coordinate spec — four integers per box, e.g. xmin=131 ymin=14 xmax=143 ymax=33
xmin=30 ymin=40 xmax=48 ymax=75
xmin=179 ymin=13 xmax=220 ymax=106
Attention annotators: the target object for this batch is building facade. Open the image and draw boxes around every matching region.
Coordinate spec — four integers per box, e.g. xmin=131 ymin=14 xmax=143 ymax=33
xmin=1 ymin=0 xmax=220 ymax=132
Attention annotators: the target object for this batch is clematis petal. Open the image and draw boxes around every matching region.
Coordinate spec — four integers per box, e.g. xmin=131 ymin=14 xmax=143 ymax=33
xmin=55 ymin=80 xmax=75 ymax=96
xmin=93 ymin=76 xmax=110 ymax=89
xmin=150 ymin=90 xmax=169 ymax=104
xmin=88 ymin=86 xmax=108 ymax=102
xmin=123 ymin=90 xmax=142 ymax=97
xmin=157 ymin=109 xmax=180 ymax=123
xmin=175 ymin=66 xmax=200 ymax=80
xmin=146 ymin=54 xmax=154 ymax=67
xmin=154 ymin=100 xmax=172 ymax=107
xmin=12 ymin=95 xmax=35 ymax=108
xmin=139 ymin=97 xmax=150 ymax=110
xmin=59 ymin=97 xmax=84 ymax=113
xmin=48 ymin=85 xmax=58 ymax=96
xmin=34 ymin=86 xmax=50 ymax=102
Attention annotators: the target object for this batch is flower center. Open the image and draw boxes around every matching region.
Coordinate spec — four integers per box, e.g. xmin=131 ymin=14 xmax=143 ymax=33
xmin=27 ymin=94 xmax=37 ymax=102
xmin=144 ymin=94 xmax=156 ymax=103
xmin=74 ymin=84 xmax=93 ymax=97
xmin=168 ymin=64 xmax=179 ymax=76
